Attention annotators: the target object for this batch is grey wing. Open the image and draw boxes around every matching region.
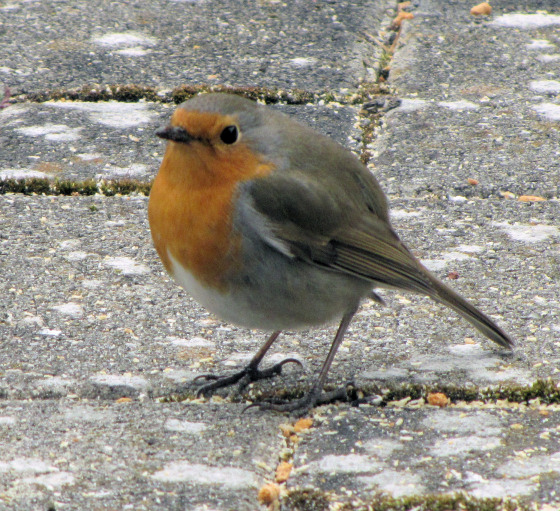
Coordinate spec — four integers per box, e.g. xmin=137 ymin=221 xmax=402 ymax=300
xmin=236 ymin=174 xmax=433 ymax=295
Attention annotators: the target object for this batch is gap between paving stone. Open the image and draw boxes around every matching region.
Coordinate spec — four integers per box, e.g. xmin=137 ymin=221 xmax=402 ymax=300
xmin=0 ymin=83 xmax=396 ymax=196
xmin=284 ymin=487 xmax=534 ymax=511
xmin=1 ymin=82 xmax=391 ymax=108
xmin=8 ymin=84 xmax=354 ymax=106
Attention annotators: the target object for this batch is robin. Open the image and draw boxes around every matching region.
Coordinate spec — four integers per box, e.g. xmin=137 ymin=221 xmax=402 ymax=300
xmin=148 ymin=93 xmax=513 ymax=412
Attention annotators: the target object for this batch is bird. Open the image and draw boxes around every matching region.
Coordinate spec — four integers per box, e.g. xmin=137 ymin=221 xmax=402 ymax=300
xmin=148 ymin=92 xmax=513 ymax=413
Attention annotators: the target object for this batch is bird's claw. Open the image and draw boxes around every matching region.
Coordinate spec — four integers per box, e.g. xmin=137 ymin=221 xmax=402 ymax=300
xmin=256 ymin=357 xmax=303 ymax=379
xmin=195 ymin=357 xmax=303 ymax=398
xmin=193 ymin=373 xmax=220 ymax=383
xmin=243 ymin=383 xmax=353 ymax=416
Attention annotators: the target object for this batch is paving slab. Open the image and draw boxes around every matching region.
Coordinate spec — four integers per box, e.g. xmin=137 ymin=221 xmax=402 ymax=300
xmin=0 ymin=400 xmax=285 ymax=511
xmin=0 ymin=102 xmax=362 ymax=182
xmin=373 ymin=0 xmax=560 ymax=198
xmin=0 ymin=194 xmax=557 ymax=399
xmin=0 ymin=0 xmax=391 ymax=94
xmin=288 ymin=403 xmax=560 ymax=506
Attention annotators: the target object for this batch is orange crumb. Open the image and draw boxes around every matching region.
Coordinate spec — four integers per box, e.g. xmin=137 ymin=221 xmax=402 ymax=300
xmin=258 ymin=483 xmax=280 ymax=505
xmin=427 ymin=392 xmax=449 ymax=407
xmin=470 ymin=2 xmax=492 ymax=16
xmin=518 ymin=195 xmax=546 ymax=202
xmin=275 ymin=462 xmax=293 ymax=483
xmin=294 ymin=418 xmax=313 ymax=432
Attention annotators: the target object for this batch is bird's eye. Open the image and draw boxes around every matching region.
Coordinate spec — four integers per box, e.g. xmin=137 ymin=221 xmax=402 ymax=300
xmin=220 ymin=125 xmax=238 ymax=144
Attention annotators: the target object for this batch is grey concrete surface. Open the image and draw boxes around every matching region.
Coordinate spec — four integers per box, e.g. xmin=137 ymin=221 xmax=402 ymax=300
xmin=0 ymin=195 xmax=557 ymax=398
xmin=0 ymin=0 xmax=387 ymax=93
xmin=374 ymin=0 xmax=560 ymax=199
xmin=0 ymin=103 xmax=362 ymax=182
xmin=290 ymin=403 xmax=560 ymax=502
xmin=0 ymin=400 xmax=285 ymax=510
xmin=1 ymin=0 xmax=560 ymax=510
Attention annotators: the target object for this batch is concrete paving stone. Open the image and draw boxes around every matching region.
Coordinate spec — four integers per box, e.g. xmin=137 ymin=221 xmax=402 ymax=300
xmin=0 ymin=400 xmax=285 ymax=510
xmin=374 ymin=0 xmax=560 ymax=198
xmin=0 ymin=0 xmax=392 ymax=94
xmin=0 ymin=102 xmax=362 ymax=182
xmin=0 ymin=194 xmax=557 ymax=401
xmin=287 ymin=403 xmax=560 ymax=506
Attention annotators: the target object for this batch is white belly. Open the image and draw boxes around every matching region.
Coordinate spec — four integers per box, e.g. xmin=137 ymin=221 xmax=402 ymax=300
xmin=168 ymin=249 xmax=370 ymax=331
xmin=168 ymin=251 xmax=244 ymax=325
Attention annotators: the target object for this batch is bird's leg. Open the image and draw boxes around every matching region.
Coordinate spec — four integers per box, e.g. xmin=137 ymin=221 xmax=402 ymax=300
xmin=196 ymin=331 xmax=302 ymax=397
xmin=245 ymin=306 xmax=358 ymax=415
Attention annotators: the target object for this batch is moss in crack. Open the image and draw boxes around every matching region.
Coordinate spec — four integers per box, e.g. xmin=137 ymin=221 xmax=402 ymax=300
xmin=163 ymin=379 xmax=560 ymax=408
xmin=178 ymin=379 xmax=560 ymax=410
xmin=99 ymin=179 xmax=151 ymax=197
xmin=353 ymin=81 xmax=396 ymax=165
xmin=338 ymin=493 xmax=529 ymax=511
xmin=22 ymin=84 xmax=162 ymax=103
xmin=159 ymin=391 xmax=198 ymax=403
xmin=14 ymin=82 xmax=407 ymax=108
xmin=357 ymin=111 xmax=377 ymax=165
xmin=0 ymin=178 xmax=151 ymax=196
xmin=377 ymin=48 xmax=393 ymax=82
xmin=56 ymin=179 xmax=98 ymax=196
xmin=352 ymin=81 xmax=389 ymax=104
xmin=0 ymin=177 xmax=52 ymax=195
xmin=284 ymin=489 xmax=330 ymax=511
xmin=357 ymin=379 xmax=560 ymax=406
xmin=16 ymin=84 xmax=319 ymax=105
xmin=238 ymin=383 xmax=308 ymax=405
xmin=495 ymin=378 xmax=560 ymax=404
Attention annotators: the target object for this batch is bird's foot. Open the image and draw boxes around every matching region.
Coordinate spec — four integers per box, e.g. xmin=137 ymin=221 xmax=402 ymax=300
xmin=195 ymin=358 xmax=303 ymax=398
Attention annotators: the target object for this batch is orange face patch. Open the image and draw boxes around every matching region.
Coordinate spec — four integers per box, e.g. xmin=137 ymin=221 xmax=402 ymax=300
xmin=148 ymin=108 xmax=274 ymax=290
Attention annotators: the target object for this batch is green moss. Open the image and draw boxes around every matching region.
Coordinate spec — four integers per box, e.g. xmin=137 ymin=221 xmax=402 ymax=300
xmin=0 ymin=177 xmax=151 ymax=196
xmin=22 ymin=84 xmax=162 ymax=103
xmin=159 ymin=391 xmax=197 ymax=403
xmin=55 ymin=179 xmax=98 ymax=196
xmin=374 ymin=46 xmax=394 ymax=83
xmin=0 ymin=177 xmax=52 ymax=195
xmin=12 ymin=82 xmax=400 ymax=107
xmin=338 ymin=493 xmax=529 ymax=511
xmin=491 ymin=378 xmax=560 ymax=403
xmin=99 ymin=179 xmax=151 ymax=196
xmin=232 ymin=379 xmax=560 ymax=410
xmin=356 ymin=379 xmax=560 ymax=407
xmin=15 ymin=84 xmax=321 ymax=106
xmin=378 ymin=49 xmax=392 ymax=73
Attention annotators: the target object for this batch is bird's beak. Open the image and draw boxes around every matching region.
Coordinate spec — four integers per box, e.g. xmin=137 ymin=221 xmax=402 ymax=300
xmin=156 ymin=125 xmax=193 ymax=144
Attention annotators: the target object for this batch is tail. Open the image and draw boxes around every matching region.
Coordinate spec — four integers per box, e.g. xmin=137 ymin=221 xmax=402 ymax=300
xmin=425 ymin=271 xmax=513 ymax=349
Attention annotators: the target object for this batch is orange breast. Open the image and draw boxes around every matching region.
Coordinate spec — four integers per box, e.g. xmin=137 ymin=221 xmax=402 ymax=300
xmin=148 ymin=131 xmax=273 ymax=291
